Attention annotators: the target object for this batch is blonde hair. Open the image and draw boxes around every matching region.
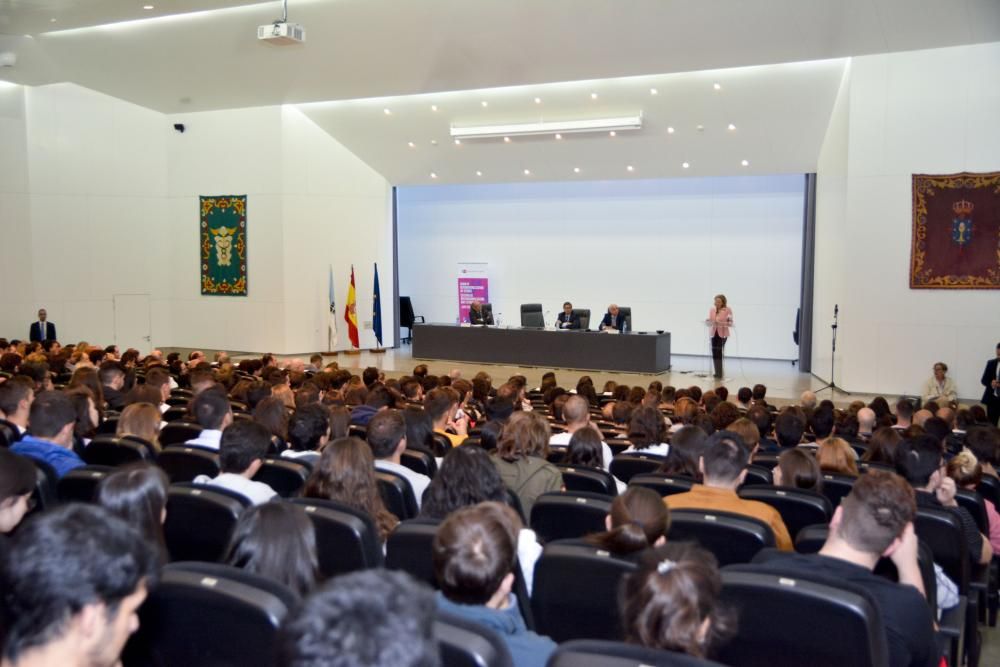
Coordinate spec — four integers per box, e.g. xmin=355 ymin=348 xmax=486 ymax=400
xmin=117 ymin=403 xmax=162 ymax=450
xmin=947 ymin=450 xmax=982 ymax=488
xmin=817 ymin=437 xmax=857 ymax=477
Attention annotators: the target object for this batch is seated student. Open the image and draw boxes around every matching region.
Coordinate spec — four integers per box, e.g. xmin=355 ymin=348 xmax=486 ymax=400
xmin=226 ymin=502 xmax=320 ymax=597
xmin=664 ymin=430 xmax=793 ymax=551
xmin=0 ymin=449 xmax=36 ymax=535
xmin=367 ymin=409 xmax=430 ymax=508
xmin=349 ymin=385 xmax=394 ymax=427
xmin=116 ymin=402 xmax=162 ymax=451
xmin=621 ymin=543 xmax=731 ymax=660
xmin=0 ymin=504 xmax=159 ymax=667
xmin=426 ymin=387 xmax=468 ymax=447
xmin=491 ymin=411 xmax=564 ymax=518
xmin=98 ymin=360 xmax=128 ymax=411
xmin=817 ymin=437 xmax=859 ymax=476
xmin=0 ymin=378 xmax=33 ymax=440
xmin=283 ymin=403 xmax=330 ymax=464
xmin=185 ymin=385 xmax=233 ymax=450
xmin=193 ymin=421 xmax=277 ymax=505
xmin=772 ymin=448 xmax=823 ymax=493
xmin=862 ymin=426 xmax=903 ymax=465
xmin=11 ymin=390 xmax=85 ymax=478
xmin=774 ymin=408 xmax=806 ymax=449
xmin=587 ymin=487 xmax=670 ymax=558
xmin=142 ymin=366 xmax=173 ymax=413
xmin=433 ymin=502 xmax=557 ymax=667
xmin=549 ymin=395 xmax=614 ymax=468
xmin=278 ymin=569 xmax=438 ymax=667
xmin=947 ymin=450 xmax=1000 ymax=554
xmin=895 ymin=435 xmax=992 ymax=566
xmin=96 ymin=464 xmax=170 ymax=562
xmin=747 ymin=471 xmax=939 ymax=667
xmin=565 ymin=427 xmax=627 ymax=493
xmin=622 ymin=406 xmax=671 ymax=457
xmin=965 ymin=426 xmax=1000 ymax=480
xmin=747 ymin=406 xmax=777 ymax=451
xmin=659 ymin=425 xmax=709 ymax=480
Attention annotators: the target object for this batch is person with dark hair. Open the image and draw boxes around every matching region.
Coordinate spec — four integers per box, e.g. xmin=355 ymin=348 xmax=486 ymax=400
xmin=350 ymin=385 xmax=394 ymax=427
xmin=421 ymin=446 xmax=507 ymax=519
xmin=736 ymin=387 xmax=752 ymax=410
xmin=750 ymin=384 xmax=767 ymax=405
xmin=774 ymin=409 xmax=806 ymax=448
xmin=402 ymin=406 xmax=435 ymax=453
xmin=66 ymin=386 xmax=100 ymax=446
xmin=361 ymin=366 xmax=380 ymax=389
xmin=98 ymin=360 xmax=127 ymax=411
xmin=808 ymin=406 xmax=836 ymax=445
xmin=587 ymin=487 xmax=669 ymax=556
xmin=895 ymin=435 xmax=992 ymax=566
xmin=492 ymin=411 xmax=563 ymax=517
xmin=142 ymin=366 xmax=172 ymax=413
xmin=982 ymin=343 xmax=1000 ymax=425
xmin=894 ymin=399 xmax=915 ymax=431
xmin=965 ymin=426 xmax=1000 ymax=479
xmin=433 ymin=503 xmax=557 ymax=667
xmin=253 ymin=396 xmax=289 ymax=450
xmin=549 ymin=395 xmax=613 ymax=468
xmin=0 ymin=504 xmax=159 ymax=667
xmin=862 ymin=427 xmax=903 ymax=465
xmin=664 ymin=430 xmax=792 ymax=550
xmin=621 ymin=543 xmax=730 ymax=659
xmin=28 ymin=308 xmax=56 ymax=343
xmin=658 ymin=425 xmax=707 ymax=480
xmin=478 ymin=419 xmax=503 ymax=452
xmin=11 ymin=390 xmax=85 ymax=478
xmin=485 ymin=397 xmax=515 ymax=424
xmin=226 ymin=502 xmax=320 ymax=597
xmin=623 ymin=406 xmax=671 ymax=456
xmin=426 ymin=388 xmax=467 ymax=447
xmin=0 ymin=380 xmax=33 ymax=440
xmin=96 ymin=464 xmax=169 ymax=561
xmin=746 ymin=405 xmax=775 ymax=451
xmin=368 ymin=409 xmax=430 ymax=507
xmin=0 ymin=450 xmax=36 ymax=534
xmin=194 ymin=421 xmax=277 ymax=505
xmin=184 ymin=385 xmax=233 ymax=450
xmin=772 ymin=448 xmax=822 ymax=492
xmin=278 ymin=569 xmax=438 ymax=667
xmin=555 ymin=301 xmax=581 ymax=329
xmin=283 ymin=403 xmax=330 ymax=464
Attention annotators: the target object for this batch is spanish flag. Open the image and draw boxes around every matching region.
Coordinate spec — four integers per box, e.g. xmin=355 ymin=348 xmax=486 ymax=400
xmin=344 ymin=265 xmax=360 ymax=348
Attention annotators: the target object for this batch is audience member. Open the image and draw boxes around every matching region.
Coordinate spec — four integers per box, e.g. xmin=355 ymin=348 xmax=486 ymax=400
xmin=774 ymin=409 xmax=806 ymax=449
xmin=548 ymin=395 xmax=613 ymax=468
xmin=772 ymin=448 xmax=822 ymax=493
xmin=816 ymin=437 xmax=859 ymax=476
xmin=0 ymin=449 xmax=36 ymax=534
xmin=857 ymin=407 xmax=876 ymax=440
xmin=658 ymin=425 xmax=708 ymax=480
xmin=623 ymin=406 xmax=671 ymax=456
xmin=491 ymin=411 xmax=563 ymax=517
xmin=284 ymin=403 xmax=330 ymax=464
xmin=587 ymin=487 xmax=670 ymax=557
xmin=193 ymin=421 xmax=277 ymax=505
xmin=861 ymin=426 xmax=902 ymax=465
xmin=894 ymin=399 xmax=915 ymax=431
xmin=946 ymin=450 xmax=1000 ymax=554
xmin=0 ymin=380 xmax=32 ymax=439
xmin=185 ymin=386 xmax=233 ymax=450
xmin=98 ymin=361 xmax=127 ymax=411
xmin=966 ymin=426 xmax=1000 ymax=479
xmin=799 ymin=390 xmax=818 ymax=411
xmin=368 ymin=409 xmax=430 ymax=508
xmin=11 ymin=390 xmax=85 ymax=478
xmin=350 ymin=385 xmax=394 ymax=426
xmin=426 ymin=388 xmax=467 ymax=447
xmin=225 ymin=502 xmax=320 ymax=597
xmin=96 ymin=464 xmax=169 ymax=561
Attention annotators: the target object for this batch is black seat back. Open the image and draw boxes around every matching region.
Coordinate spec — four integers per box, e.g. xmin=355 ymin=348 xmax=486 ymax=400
xmin=609 ymin=454 xmax=664 ymax=483
xmin=252 ymin=458 xmax=309 ymax=498
xmin=556 ymin=464 xmax=617 ymax=496
xmin=289 ymin=497 xmax=383 ymax=575
xmin=401 ymin=448 xmax=437 ymax=478
xmin=737 ymin=486 xmax=831 ymax=539
xmin=83 ymin=435 xmax=154 ymax=466
xmin=914 ymin=505 xmax=969 ymax=593
xmin=818 ymin=473 xmax=855 ymax=508
xmin=158 ymin=446 xmax=221 ymax=483
xmin=435 ymin=609 xmax=514 ymax=667
xmin=751 ymin=453 xmax=780 ymax=470
xmin=740 ymin=464 xmax=773 ymax=487
xmin=29 ymin=459 xmax=58 ymax=515
xmin=56 ymin=465 xmax=113 ymax=503
xmin=549 ymin=639 xmax=728 ymax=666
xmin=954 ymin=488 xmax=989 ymax=534
xmin=530 ymin=491 xmax=614 ymax=543
xmin=159 ymin=422 xmax=204 ymax=447
xmin=976 ymin=475 xmax=1000 ymax=512
xmin=95 ymin=417 xmax=119 ymax=435
xmin=385 ymin=518 xmax=441 ymax=587
xmin=531 ymin=542 xmax=635 ymax=642
xmin=0 ymin=419 xmax=21 ymax=447
xmin=668 ymin=509 xmax=775 ymax=566
xmin=376 ymin=470 xmax=419 ymax=520
xmin=628 ymin=473 xmax=694 ymax=497
xmin=793 ymin=523 xmax=830 ymax=554
xmin=161 ymin=406 xmax=190 ymax=423
xmin=430 ymin=432 xmax=453 ymax=456
xmin=164 ymin=483 xmax=248 ymax=562
xmin=519 ymin=303 xmax=544 ymax=328
xmin=125 ymin=562 xmax=296 ymax=667
xmin=717 ymin=569 xmax=889 ymax=667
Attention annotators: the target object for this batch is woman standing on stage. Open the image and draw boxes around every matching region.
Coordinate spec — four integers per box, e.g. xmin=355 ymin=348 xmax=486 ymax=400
xmin=708 ymin=294 xmax=733 ymax=379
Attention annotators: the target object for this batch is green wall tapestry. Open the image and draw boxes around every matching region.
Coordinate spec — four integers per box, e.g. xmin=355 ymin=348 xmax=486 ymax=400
xmin=200 ymin=195 xmax=247 ymax=296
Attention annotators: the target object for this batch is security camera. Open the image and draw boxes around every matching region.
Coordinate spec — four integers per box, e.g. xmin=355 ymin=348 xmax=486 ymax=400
xmin=173 ymin=123 xmax=185 ymax=133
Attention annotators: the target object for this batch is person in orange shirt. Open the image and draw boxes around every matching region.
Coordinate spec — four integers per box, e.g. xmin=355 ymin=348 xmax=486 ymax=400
xmin=664 ymin=430 xmax=793 ymax=551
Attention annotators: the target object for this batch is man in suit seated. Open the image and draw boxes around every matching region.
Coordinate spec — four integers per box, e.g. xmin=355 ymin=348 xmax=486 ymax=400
xmin=555 ymin=301 xmax=581 ymax=329
xmin=28 ymin=308 xmax=56 ymax=343
xmin=599 ymin=304 xmax=626 ymax=332
xmin=468 ymin=300 xmax=494 ymax=325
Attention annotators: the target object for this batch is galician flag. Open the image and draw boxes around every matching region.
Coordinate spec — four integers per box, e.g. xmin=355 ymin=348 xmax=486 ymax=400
xmin=372 ymin=262 xmax=383 ymax=347
xmin=345 ymin=265 xmax=360 ymax=348
xmin=327 ymin=265 xmax=338 ymax=351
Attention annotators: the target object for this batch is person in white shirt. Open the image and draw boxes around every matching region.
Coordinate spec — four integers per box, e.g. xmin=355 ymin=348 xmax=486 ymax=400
xmin=282 ymin=403 xmax=329 ymax=465
xmin=922 ymin=362 xmax=958 ymax=406
xmin=367 ymin=409 xmax=430 ymax=508
xmin=194 ymin=420 xmax=277 ymax=505
xmin=184 ymin=385 xmax=233 ymax=450
xmin=621 ymin=405 xmax=671 ymax=458
xmin=549 ymin=395 xmax=613 ymax=470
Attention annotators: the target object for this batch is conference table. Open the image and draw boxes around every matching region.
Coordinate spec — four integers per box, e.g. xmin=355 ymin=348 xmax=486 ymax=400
xmin=411 ymin=323 xmax=671 ymax=374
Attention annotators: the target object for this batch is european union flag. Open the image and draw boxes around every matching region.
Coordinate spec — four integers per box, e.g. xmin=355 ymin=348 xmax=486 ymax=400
xmin=372 ymin=262 xmax=383 ymax=347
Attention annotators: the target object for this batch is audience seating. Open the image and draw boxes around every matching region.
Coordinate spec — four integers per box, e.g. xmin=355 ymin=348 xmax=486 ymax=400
xmin=531 ymin=542 xmax=636 ymax=642
xmin=740 ymin=464 xmax=773 ymax=487
xmin=82 ymin=434 xmax=155 ymax=466
xmin=348 ymin=424 xmax=367 ymax=439
xmin=29 ymin=459 xmax=58 ymax=515
xmin=667 ymin=509 xmax=775 ymax=566
xmin=976 ymin=475 xmax=1000 ymax=512
xmin=435 ymin=609 xmax=514 ymax=667
xmin=161 ymin=406 xmax=189 ymax=423
xmin=157 ymin=446 xmax=221 ymax=483
xmin=505 ymin=487 xmax=527 ymax=523
xmin=289 ymin=498 xmax=383 ymax=576
xmin=628 ymin=473 xmax=694 ymax=497
xmin=609 ymin=454 xmax=665 ymax=483
xmin=555 ymin=464 xmax=618 ymax=496
xmin=548 ymin=640 xmax=728 ymax=666
xmin=95 ymin=416 xmax=119 ymax=435
xmin=401 ymin=448 xmax=437 ymax=478
xmin=376 ymin=470 xmax=419 ymax=520
xmin=520 ymin=303 xmax=545 ymax=328
xmin=751 ymin=452 xmax=780 ymax=470
xmin=56 ymin=465 xmax=113 ymax=503
xmin=164 ymin=396 xmax=190 ymax=408
xmin=716 ymin=569 xmax=889 ymax=667
xmin=818 ymin=473 xmax=855 ymax=508
xmin=530 ymin=491 xmax=613 ymax=543
xmin=0 ymin=418 xmax=20 ymax=447
xmin=159 ymin=422 xmax=203 ymax=447
xmin=124 ymin=562 xmax=296 ymax=667
xmin=385 ymin=517 xmax=442 ymax=587
xmin=430 ymin=432 xmax=453 ymax=456
xmin=955 ymin=488 xmax=989 ymax=535
xmin=252 ymin=457 xmax=309 ymax=498
xmin=737 ymin=486 xmax=831 ymax=540
xmin=164 ymin=483 xmax=248 ymax=562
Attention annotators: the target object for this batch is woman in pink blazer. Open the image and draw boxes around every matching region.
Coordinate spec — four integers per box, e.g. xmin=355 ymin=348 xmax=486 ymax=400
xmin=708 ymin=294 xmax=733 ymax=379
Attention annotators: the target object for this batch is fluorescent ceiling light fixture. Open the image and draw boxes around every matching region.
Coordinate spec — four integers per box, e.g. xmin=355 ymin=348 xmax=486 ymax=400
xmin=451 ymin=114 xmax=642 ymax=139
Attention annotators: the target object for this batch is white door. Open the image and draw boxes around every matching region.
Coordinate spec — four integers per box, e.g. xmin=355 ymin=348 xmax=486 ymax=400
xmin=113 ymin=294 xmax=152 ymax=353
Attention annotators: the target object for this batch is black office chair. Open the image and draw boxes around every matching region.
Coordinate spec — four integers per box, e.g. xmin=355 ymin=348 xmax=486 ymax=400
xmin=124 ymin=562 xmax=297 ymax=667
xmin=618 ymin=306 xmax=632 ymax=332
xmin=573 ymin=308 xmax=591 ymax=330
xmin=555 ymin=464 xmax=618 ymax=496
xmin=348 ymin=424 xmax=367 ymax=439
xmin=253 ymin=458 xmax=310 ymax=498
xmin=737 ymin=486 xmax=831 ymax=540
xmin=164 ymin=483 xmax=248 ymax=562
xmin=519 ymin=303 xmax=545 ymax=328
xmin=399 ymin=296 xmax=424 ymax=344
xmin=530 ymin=491 xmax=613 ymax=543
xmin=157 ymin=446 xmax=220 ymax=483
xmin=159 ymin=422 xmax=204 ymax=447
xmin=610 ymin=453 xmax=665 ymax=483
xmin=56 ymin=465 xmax=113 ymax=503
xmin=289 ymin=498 xmax=383 ymax=576
xmin=435 ymin=610 xmax=514 ymax=667
xmin=667 ymin=509 xmax=775 ymax=566
xmin=549 ymin=640 xmax=728 ymax=666
xmin=818 ymin=472 xmax=856 ymax=508
xmin=401 ymin=448 xmax=437 ymax=478
xmin=82 ymin=435 xmax=155 ymax=466
xmin=531 ymin=542 xmax=636 ymax=642
xmin=716 ymin=569 xmax=889 ymax=667
xmin=792 ymin=523 xmax=831 ymax=554
xmin=479 ymin=303 xmax=495 ymax=324
xmin=376 ymin=470 xmax=419 ymax=520
xmin=628 ymin=473 xmax=694 ymax=498
xmin=385 ymin=517 xmax=441 ymax=587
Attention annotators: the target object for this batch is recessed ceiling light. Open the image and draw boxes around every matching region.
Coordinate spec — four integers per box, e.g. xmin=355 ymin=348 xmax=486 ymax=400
xmin=696 ymin=124 xmax=704 ymax=132
xmin=609 ymin=131 xmax=616 ymax=137
xmin=534 ymin=97 xmax=542 ymax=104
xmin=682 ymin=162 xmax=690 ymax=169
xmin=143 ymin=4 xmax=154 ymax=9
xmin=503 ymin=136 xmax=511 ymax=143
xmin=50 ymin=17 xmax=57 ymax=22
xmin=573 ymin=167 xmax=581 ymax=173
xmin=481 ymin=101 xmax=488 ymax=107
xmin=523 ymin=169 xmax=531 ymax=176
xmin=476 ymin=170 xmax=483 ymax=176
xmin=741 ymin=159 xmax=749 ymax=167
xmin=407 ymin=142 xmax=416 ymax=148
xmin=554 ymin=133 xmax=562 ymax=140
xmin=430 ymin=105 xmax=438 ymax=112
xmin=728 ymin=123 xmax=736 ymax=131
xmin=430 ymin=139 xmax=438 ymax=146
xmin=713 ymin=83 xmax=721 ymax=90
xmin=430 ymin=172 xmax=438 ymax=179
xmin=626 ymin=165 xmax=634 ymax=172
xmin=667 ymin=126 xmax=675 ymax=134
xmin=591 ymin=93 xmax=598 ymax=100
xmin=383 ymin=108 xmax=392 ymax=115
xmin=454 ymin=139 xmax=461 ymax=145
xmin=650 ymin=88 xmax=658 ymax=95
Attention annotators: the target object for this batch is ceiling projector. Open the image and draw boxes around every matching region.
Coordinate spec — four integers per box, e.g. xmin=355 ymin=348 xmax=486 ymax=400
xmin=257 ymin=21 xmax=305 ymax=44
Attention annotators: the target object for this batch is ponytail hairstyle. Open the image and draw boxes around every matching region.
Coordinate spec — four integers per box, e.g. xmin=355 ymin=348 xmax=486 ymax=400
xmin=586 ymin=487 xmax=669 ymax=555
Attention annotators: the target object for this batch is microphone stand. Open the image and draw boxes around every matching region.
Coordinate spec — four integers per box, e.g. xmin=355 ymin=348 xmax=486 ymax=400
xmin=815 ymin=305 xmax=848 ymax=395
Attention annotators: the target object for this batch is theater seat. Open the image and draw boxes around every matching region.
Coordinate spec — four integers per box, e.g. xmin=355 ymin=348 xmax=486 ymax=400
xmin=628 ymin=473 xmax=694 ymax=497
xmin=289 ymin=498 xmax=383 ymax=576
xmin=29 ymin=459 xmax=58 ymax=516
xmin=252 ymin=458 xmax=310 ymax=498
xmin=57 ymin=465 xmax=113 ymax=503
xmin=818 ymin=473 xmax=855 ymax=508
xmin=376 ymin=470 xmax=419 ymax=520
xmin=737 ymin=486 xmax=831 ymax=540
xmin=385 ymin=517 xmax=441 ymax=587
xmin=609 ymin=454 xmax=664 ymax=483
xmin=667 ymin=509 xmax=775 ymax=566
xmin=83 ymin=435 xmax=155 ymax=466
xmin=0 ymin=418 xmax=21 ymax=447
xmin=531 ymin=542 xmax=635 ymax=642
xmin=530 ymin=491 xmax=613 ymax=543
xmin=124 ymin=562 xmax=296 ymax=667
xmin=555 ymin=464 xmax=618 ymax=496
xmin=435 ymin=610 xmax=514 ymax=667
xmin=164 ymin=483 xmax=249 ymax=562
xmin=401 ymin=448 xmax=437 ymax=478
xmin=740 ymin=464 xmax=773 ymax=487
xmin=157 ymin=446 xmax=220 ymax=483
xmin=161 ymin=406 xmax=189 ymax=423
xmin=548 ymin=639 xmax=728 ymax=666
xmin=520 ymin=303 xmax=545 ymax=328
xmin=159 ymin=422 xmax=204 ymax=447
xmin=95 ymin=416 xmax=119 ymax=435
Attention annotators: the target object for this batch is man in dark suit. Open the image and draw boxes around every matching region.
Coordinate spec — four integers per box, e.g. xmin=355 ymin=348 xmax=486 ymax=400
xmin=555 ymin=301 xmax=581 ymax=329
xmin=468 ymin=300 xmax=494 ymax=326
xmin=599 ymin=304 xmax=626 ymax=332
xmin=982 ymin=342 xmax=1000 ymax=426
xmin=29 ymin=308 xmax=56 ymax=343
